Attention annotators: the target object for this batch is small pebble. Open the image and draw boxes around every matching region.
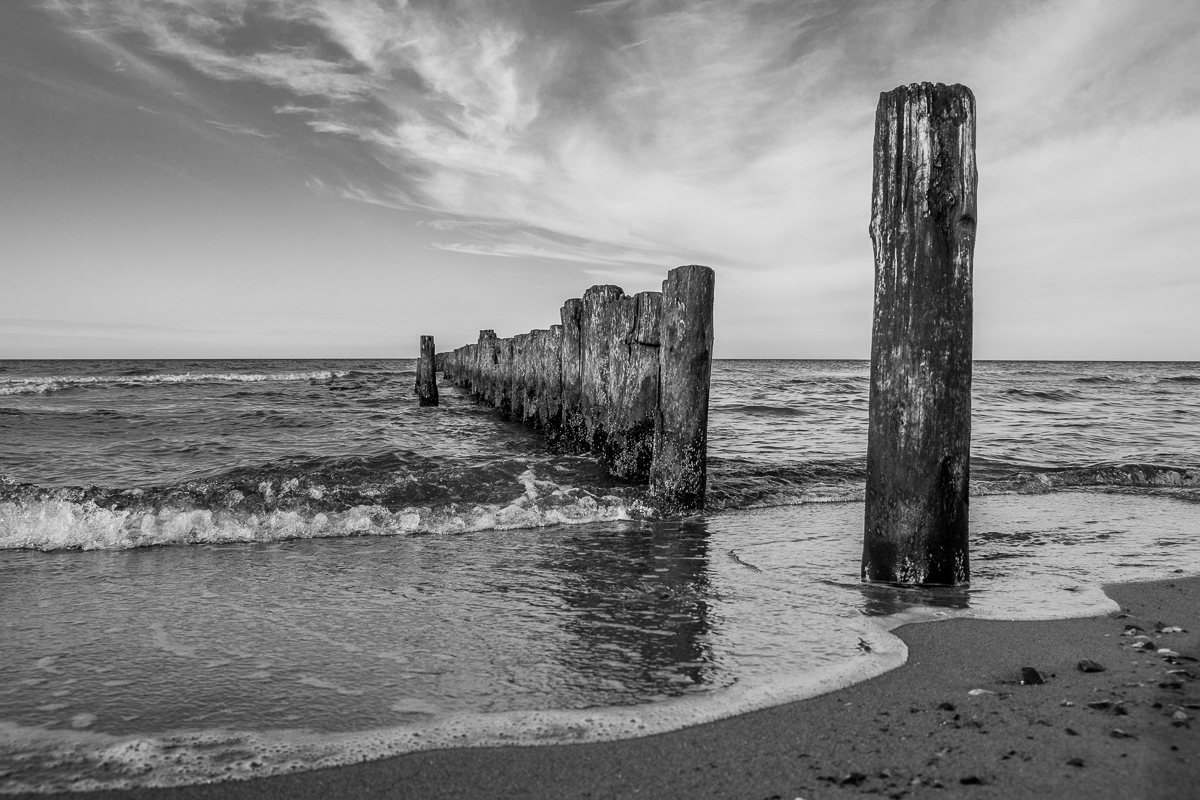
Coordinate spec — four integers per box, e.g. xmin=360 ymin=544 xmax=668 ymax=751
xmin=1066 ymin=757 xmax=1085 ymax=767
xmin=839 ymin=772 xmax=867 ymax=786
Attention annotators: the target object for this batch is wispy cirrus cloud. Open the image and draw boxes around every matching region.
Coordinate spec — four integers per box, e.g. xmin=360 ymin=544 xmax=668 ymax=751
xmin=205 ymin=119 xmax=279 ymax=137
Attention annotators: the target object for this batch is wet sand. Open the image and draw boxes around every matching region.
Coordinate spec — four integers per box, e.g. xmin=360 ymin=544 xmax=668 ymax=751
xmin=22 ymin=576 xmax=1199 ymax=800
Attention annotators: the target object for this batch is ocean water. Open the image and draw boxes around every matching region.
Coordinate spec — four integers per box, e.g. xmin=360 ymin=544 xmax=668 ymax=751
xmin=1 ymin=359 xmax=1198 ymax=792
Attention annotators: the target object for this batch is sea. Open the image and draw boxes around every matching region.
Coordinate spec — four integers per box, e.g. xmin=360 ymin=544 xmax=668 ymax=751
xmin=2 ymin=358 xmax=1198 ymax=793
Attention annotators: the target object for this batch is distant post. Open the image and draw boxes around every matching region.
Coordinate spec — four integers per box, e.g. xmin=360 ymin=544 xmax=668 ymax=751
xmin=417 ymin=335 xmax=439 ymax=407
xmin=863 ymin=82 xmax=977 ymax=585
xmin=651 ymin=265 xmax=715 ymax=510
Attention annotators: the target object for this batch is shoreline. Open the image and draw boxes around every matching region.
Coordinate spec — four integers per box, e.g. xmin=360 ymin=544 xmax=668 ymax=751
xmin=12 ymin=574 xmax=1197 ymax=799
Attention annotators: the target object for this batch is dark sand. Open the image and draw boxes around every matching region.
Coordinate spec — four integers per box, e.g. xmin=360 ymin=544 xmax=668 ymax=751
xmin=21 ymin=576 xmax=1199 ymax=800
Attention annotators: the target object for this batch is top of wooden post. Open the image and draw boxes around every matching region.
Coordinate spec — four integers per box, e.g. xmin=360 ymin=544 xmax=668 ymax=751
xmin=871 ymin=83 xmax=977 ymax=258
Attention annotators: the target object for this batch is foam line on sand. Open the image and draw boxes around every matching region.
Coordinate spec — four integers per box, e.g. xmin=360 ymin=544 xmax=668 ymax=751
xmin=15 ymin=576 xmax=1199 ymax=800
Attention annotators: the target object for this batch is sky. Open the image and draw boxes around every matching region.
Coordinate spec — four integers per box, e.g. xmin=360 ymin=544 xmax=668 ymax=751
xmin=1 ymin=0 xmax=1198 ymax=360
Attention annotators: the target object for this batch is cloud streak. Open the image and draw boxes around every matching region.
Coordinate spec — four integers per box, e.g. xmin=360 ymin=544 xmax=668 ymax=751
xmin=205 ymin=119 xmax=279 ymax=137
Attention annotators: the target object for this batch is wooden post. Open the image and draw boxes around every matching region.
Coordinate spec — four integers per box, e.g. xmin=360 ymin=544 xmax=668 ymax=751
xmin=607 ymin=291 xmax=661 ymax=480
xmin=560 ymin=299 xmax=585 ymax=448
xmin=540 ymin=325 xmax=564 ymax=436
xmin=496 ymin=338 xmax=514 ymax=417
xmin=416 ymin=335 xmax=438 ymax=406
xmin=580 ymin=286 xmax=624 ymax=452
xmin=475 ymin=330 xmax=497 ymax=403
xmin=510 ymin=333 xmax=529 ymax=421
xmin=523 ymin=330 xmax=543 ymax=427
xmin=651 ymin=265 xmax=714 ymax=509
xmin=863 ymin=82 xmax=977 ymax=586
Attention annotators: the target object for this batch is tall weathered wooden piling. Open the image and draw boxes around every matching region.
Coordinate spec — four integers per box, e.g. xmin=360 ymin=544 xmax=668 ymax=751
xmin=560 ymin=299 xmax=585 ymax=446
xmin=476 ymin=330 xmax=497 ymax=403
xmin=416 ymin=335 xmax=438 ymax=406
xmin=438 ymin=265 xmax=716 ymax=510
xmin=608 ymin=291 xmax=662 ymax=480
xmin=863 ymin=82 xmax=977 ymax=586
xmin=651 ymin=265 xmax=715 ymax=510
xmin=538 ymin=325 xmax=564 ymax=435
xmin=580 ymin=285 xmax=624 ymax=452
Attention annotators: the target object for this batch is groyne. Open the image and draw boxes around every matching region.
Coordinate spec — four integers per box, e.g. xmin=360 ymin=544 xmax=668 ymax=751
xmin=439 ymin=264 xmax=714 ymax=510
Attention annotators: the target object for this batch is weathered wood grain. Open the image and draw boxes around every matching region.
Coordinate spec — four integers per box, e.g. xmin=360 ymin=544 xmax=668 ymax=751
xmin=651 ymin=266 xmax=714 ymax=509
xmin=416 ymin=335 xmax=438 ymax=407
xmin=607 ymin=291 xmax=661 ymax=480
xmin=580 ymin=285 xmax=625 ymax=452
xmin=560 ymin=299 xmax=586 ymax=449
xmin=863 ymin=82 xmax=977 ymax=586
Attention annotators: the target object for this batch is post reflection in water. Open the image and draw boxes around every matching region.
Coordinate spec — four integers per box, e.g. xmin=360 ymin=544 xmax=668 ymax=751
xmin=543 ymin=519 xmax=719 ymax=703
xmin=854 ymin=581 xmax=974 ymax=618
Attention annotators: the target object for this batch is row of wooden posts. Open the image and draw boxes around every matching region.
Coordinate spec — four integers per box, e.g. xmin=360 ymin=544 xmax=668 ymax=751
xmin=423 ymin=265 xmax=715 ymax=511
xmin=413 ymin=82 xmax=978 ymax=587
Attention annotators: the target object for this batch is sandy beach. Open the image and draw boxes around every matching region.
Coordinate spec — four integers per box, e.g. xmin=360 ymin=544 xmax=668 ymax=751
xmin=14 ymin=574 xmax=1194 ymax=800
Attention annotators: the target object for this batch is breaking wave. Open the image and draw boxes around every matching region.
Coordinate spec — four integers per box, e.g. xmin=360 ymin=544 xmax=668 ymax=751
xmin=3 ymin=455 xmax=1197 ymax=552
xmin=706 ymin=458 xmax=1200 ymax=510
xmin=1000 ymin=387 xmax=1078 ymax=401
xmin=1072 ymin=373 xmax=1200 ymax=385
xmin=978 ymin=463 xmax=1200 ymax=493
xmin=0 ymin=470 xmax=644 ymax=552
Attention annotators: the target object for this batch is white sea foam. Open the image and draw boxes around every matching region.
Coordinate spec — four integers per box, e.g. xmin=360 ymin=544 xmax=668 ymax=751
xmin=0 ymin=471 xmax=643 ymax=551
xmin=0 ymin=371 xmax=348 ymax=396
xmin=0 ymin=626 xmax=905 ymax=793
